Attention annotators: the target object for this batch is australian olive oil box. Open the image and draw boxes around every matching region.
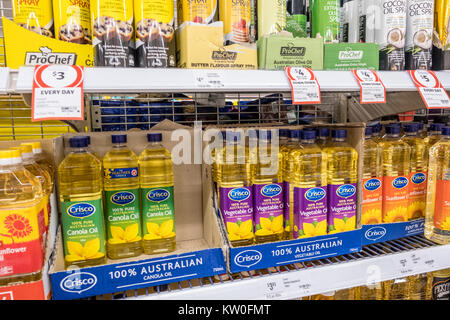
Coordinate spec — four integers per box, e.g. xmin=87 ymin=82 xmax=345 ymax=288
xmin=257 ymin=34 xmax=323 ymax=70
xmin=323 ymin=43 xmax=379 ymax=70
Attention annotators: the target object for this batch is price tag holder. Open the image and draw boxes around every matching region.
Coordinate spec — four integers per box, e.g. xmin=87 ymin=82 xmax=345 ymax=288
xmin=193 ymin=71 xmax=225 ymax=88
xmin=32 ymin=65 xmax=84 ymax=121
xmin=351 ymin=69 xmax=386 ymax=104
xmin=285 ymin=67 xmax=321 ymax=104
xmin=262 ymin=274 xmax=314 ymax=299
xmin=408 ymin=70 xmax=450 ymax=109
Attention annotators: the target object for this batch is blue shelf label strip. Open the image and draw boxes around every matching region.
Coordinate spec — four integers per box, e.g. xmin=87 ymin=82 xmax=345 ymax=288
xmin=361 ymin=219 xmax=425 ymax=246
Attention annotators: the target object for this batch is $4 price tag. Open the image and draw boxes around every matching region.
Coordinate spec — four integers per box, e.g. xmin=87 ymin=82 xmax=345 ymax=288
xmin=285 ymin=67 xmax=321 ymax=104
xmin=408 ymin=70 xmax=450 ymax=109
xmin=351 ymin=69 xmax=386 ymax=104
xmin=32 ymin=65 xmax=84 ymax=121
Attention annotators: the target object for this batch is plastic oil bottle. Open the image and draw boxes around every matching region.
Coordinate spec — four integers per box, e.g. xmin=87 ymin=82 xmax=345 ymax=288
xmin=361 ymin=126 xmax=383 ymax=225
xmin=0 ymin=149 xmax=44 ymax=286
xmin=408 ymin=273 xmax=429 ymax=300
xmin=252 ymin=129 xmax=284 ymax=243
xmin=215 ymin=131 xmax=254 ymax=247
xmin=425 ymin=126 xmax=450 ymax=245
xmin=417 ymin=122 xmax=427 ymax=139
xmin=427 ymin=123 xmax=445 ymax=147
xmin=402 ymin=123 xmax=428 ymax=220
xmin=380 ymin=124 xmax=411 ymax=223
xmin=370 ymin=123 xmax=383 ymax=144
xmin=323 ymin=129 xmax=358 ymax=234
xmin=291 ymin=129 xmax=328 ymax=239
xmin=316 ymin=127 xmax=330 ymax=148
xmin=139 ymin=133 xmax=176 ymax=254
xmin=383 ymin=277 xmax=409 ymax=300
xmin=58 ymin=136 xmax=106 ymax=268
xmin=21 ymin=142 xmax=54 ymax=180
xmin=103 ymin=134 xmax=142 ymax=259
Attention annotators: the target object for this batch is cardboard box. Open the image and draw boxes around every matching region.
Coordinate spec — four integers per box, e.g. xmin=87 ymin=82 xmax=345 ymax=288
xmin=324 ymin=43 xmax=379 ymax=70
xmin=49 ymin=121 xmax=227 ymax=300
xmin=176 ymin=22 xmax=257 ymax=70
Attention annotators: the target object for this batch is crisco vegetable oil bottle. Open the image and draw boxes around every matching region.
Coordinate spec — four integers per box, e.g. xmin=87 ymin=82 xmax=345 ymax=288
xmin=402 ymin=123 xmax=428 ymax=220
xmin=362 ymin=126 xmax=383 ymax=225
xmin=0 ymin=149 xmax=45 ymax=286
xmin=21 ymin=142 xmax=54 ymax=181
xmin=380 ymin=124 xmax=411 ymax=223
xmin=58 ymin=136 xmax=106 ymax=268
xmin=252 ymin=129 xmax=284 ymax=243
xmin=425 ymin=126 xmax=450 ymax=245
xmin=316 ymin=127 xmax=330 ymax=148
xmin=216 ymin=131 xmax=254 ymax=247
xmin=291 ymin=129 xmax=327 ymax=239
xmin=103 ymin=134 xmax=142 ymax=259
xmin=427 ymin=123 xmax=445 ymax=147
xmin=323 ymin=129 xmax=358 ymax=234
xmin=139 ymin=133 xmax=176 ymax=254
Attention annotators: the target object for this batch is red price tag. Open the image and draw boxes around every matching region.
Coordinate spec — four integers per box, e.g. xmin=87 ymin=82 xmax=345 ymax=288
xmin=351 ymin=69 xmax=386 ymax=104
xmin=285 ymin=67 xmax=321 ymax=104
xmin=408 ymin=70 xmax=450 ymax=109
xmin=32 ymin=65 xmax=84 ymax=121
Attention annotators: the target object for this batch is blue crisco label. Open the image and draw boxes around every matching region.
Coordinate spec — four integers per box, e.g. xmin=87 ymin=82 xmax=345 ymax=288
xmin=110 ymin=191 xmax=136 ymax=205
xmin=67 ymin=202 xmax=96 ymax=218
xmin=147 ymin=188 xmax=171 ymax=202
xmin=261 ymin=184 xmax=282 ymax=197
xmin=411 ymin=172 xmax=426 ymax=184
xmin=228 ymin=187 xmax=251 ymax=202
xmin=305 ymin=187 xmax=326 ymax=202
xmin=364 ymin=178 xmax=382 ymax=191
xmin=393 ymin=176 xmax=409 ymax=189
xmin=105 ymin=167 xmax=138 ymax=179
xmin=336 ymin=184 xmax=356 ymax=198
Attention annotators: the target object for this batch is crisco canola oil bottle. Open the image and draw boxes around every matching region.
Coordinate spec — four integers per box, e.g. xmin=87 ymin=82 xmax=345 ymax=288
xmin=0 ymin=149 xmax=45 ymax=286
xmin=139 ymin=133 xmax=176 ymax=254
xmin=402 ymin=123 xmax=428 ymax=220
xmin=291 ymin=129 xmax=328 ymax=239
xmin=103 ymin=134 xmax=142 ymax=259
xmin=58 ymin=136 xmax=106 ymax=268
xmin=215 ymin=131 xmax=254 ymax=247
xmin=252 ymin=129 xmax=284 ymax=243
xmin=427 ymin=123 xmax=445 ymax=147
xmin=323 ymin=129 xmax=358 ymax=234
xmin=361 ymin=126 xmax=383 ymax=225
xmin=380 ymin=124 xmax=411 ymax=223
xmin=425 ymin=126 xmax=450 ymax=245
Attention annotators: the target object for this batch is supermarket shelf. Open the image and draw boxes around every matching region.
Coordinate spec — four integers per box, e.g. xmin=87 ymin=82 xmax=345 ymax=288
xmin=10 ymin=67 xmax=450 ymax=94
xmin=101 ymin=235 xmax=450 ymax=300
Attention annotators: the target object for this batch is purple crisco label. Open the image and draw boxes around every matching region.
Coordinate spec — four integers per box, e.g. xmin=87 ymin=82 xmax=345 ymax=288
xmin=293 ymin=186 xmax=328 ymax=238
xmin=327 ymin=183 xmax=357 ymax=231
xmin=253 ymin=183 xmax=284 ymax=226
xmin=219 ymin=186 xmax=253 ymax=225
xmin=284 ymin=181 xmax=290 ymax=229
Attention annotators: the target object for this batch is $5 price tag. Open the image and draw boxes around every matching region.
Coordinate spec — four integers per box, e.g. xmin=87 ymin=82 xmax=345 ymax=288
xmin=408 ymin=70 xmax=450 ymax=109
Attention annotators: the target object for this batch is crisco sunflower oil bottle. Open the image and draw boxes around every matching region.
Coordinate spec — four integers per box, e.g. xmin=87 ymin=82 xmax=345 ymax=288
xmin=408 ymin=273 xmax=429 ymax=300
xmin=139 ymin=133 xmax=176 ymax=254
xmin=103 ymin=134 xmax=142 ymax=259
xmin=380 ymin=124 xmax=411 ymax=223
xmin=383 ymin=277 xmax=409 ymax=300
xmin=425 ymin=126 xmax=450 ymax=245
xmin=59 ymin=136 xmax=106 ymax=268
xmin=252 ymin=130 xmax=284 ymax=243
xmin=0 ymin=150 xmax=45 ymax=286
xmin=323 ymin=129 xmax=358 ymax=234
xmin=362 ymin=126 xmax=383 ymax=225
xmin=316 ymin=127 xmax=330 ymax=148
xmin=291 ymin=129 xmax=328 ymax=239
xmin=402 ymin=123 xmax=428 ymax=220
xmin=21 ymin=142 xmax=54 ymax=181
xmin=427 ymin=268 xmax=450 ymax=300
xmin=427 ymin=123 xmax=445 ymax=147
xmin=216 ymin=131 xmax=254 ymax=247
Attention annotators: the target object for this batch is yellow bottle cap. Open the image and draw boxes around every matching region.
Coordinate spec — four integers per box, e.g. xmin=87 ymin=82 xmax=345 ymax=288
xmin=20 ymin=144 xmax=33 ymax=154
xmin=22 ymin=142 xmax=41 ymax=150
xmin=9 ymin=146 xmax=22 ymax=154
xmin=0 ymin=149 xmax=20 ymax=159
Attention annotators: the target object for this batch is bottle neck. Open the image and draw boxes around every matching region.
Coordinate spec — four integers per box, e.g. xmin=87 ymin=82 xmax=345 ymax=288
xmin=332 ymin=137 xmax=345 ymax=142
xmin=405 ymin=133 xmax=417 ymax=137
xmin=71 ymin=147 xmax=88 ymax=153
xmin=386 ymin=133 xmax=400 ymax=139
xmin=429 ymin=131 xmax=441 ymax=136
xmin=112 ymin=142 xmax=126 ymax=149
xmin=364 ymin=135 xmax=371 ymax=140
xmin=301 ymin=139 xmax=315 ymax=144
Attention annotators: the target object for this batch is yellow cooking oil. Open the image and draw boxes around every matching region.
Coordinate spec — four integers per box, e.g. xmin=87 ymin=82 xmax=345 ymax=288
xmin=58 ymin=136 xmax=106 ymax=268
xmin=357 ymin=283 xmax=383 ymax=300
xmin=21 ymin=141 xmax=54 ymax=181
xmin=0 ymin=149 xmax=44 ymax=286
xmin=408 ymin=273 xmax=429 ymax=300
xmin=139 ymin=132 xmax=176 ymax=254
xmin=323 ymin=129 xmax=358 ymax=234
xmin=425 ymin=126 xmax=450 ymax=245
xmin=380 ymin=124 xmax=411 ymax=223
xmin=361 ymin=126 xmax=383 ymax=225
xmin=402 ymin=123 xmax=428 ymax=220
xmin=103 ymin=134 xmax=142 ymax=259
xmin=252 ymin=129 xmax=284 ymax=243
xmin=383 ymin=277 xmax=409 ymax=300
xmin=215 ymin=130 xmax=254 ymax=247
xmin=291 ymin=129 xmax=328 ymax=239
xmin=427 ymin=123 xmax=445 ymax=147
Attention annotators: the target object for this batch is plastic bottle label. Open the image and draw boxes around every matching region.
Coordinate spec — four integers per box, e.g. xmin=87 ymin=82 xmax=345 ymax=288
xmin=327 ymin=183 xmax=357 ymax=233
xmin=60 ymin=198 xmax=106 ymax=263
xmin=408 ymin=171 xmax=427 ymax=220
xmin=431 ymin=275 xmax=450 ymax=300
xmin=219 ymin=186 xmax=253 ymax=242
xmin=104 ymin=167 xmax=138 ymax=179
xmin=434 ymin=180 xmax=450 ymax=231
xmin=293 ymin=186 xmax=328 ymax=239
xmin=105 ymin=188 xmax=142 ymax=244
xmin=362 ymin=177 xmax=383 ymax=225
xmin=382 ymin=176 xmax=409 ymax=222
xmin=141 ymin=186 xmax=176 ymax=240
xmin=253 ymin=183 xmax=284 ymax=236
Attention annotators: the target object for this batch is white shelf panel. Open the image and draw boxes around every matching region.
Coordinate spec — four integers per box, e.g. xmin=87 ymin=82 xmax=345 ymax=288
xmin=0 ymin=67 xmax=11 ymax=94
xmin=12 ymin=67 xmax=450 ymax=94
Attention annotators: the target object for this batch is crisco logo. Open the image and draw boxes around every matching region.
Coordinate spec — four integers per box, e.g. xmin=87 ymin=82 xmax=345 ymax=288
xmin=364 ymin=178 xmax=381 ymax=191
xmin=337 ymin=185 xmax=356 ymax=198
xmin=67 ymin=203 xmax=95 ymax=218
xmin=234 ymin=250 xmax=262 ymax=268
xmin=60 ymin=272 xmax=97 ymax=294
xmin=228 ymin=188 xmax=250 ymax=202
xmin=305 ymin=187 xmax=326 ymax=202
xmin=411 ymin=173 xmax=426 ymax=185
xmin=261 ymin=184 xmax=282 ymax=197
xmin=365 ymin=226 xmax=387 ymax=241
xmin=393 ymin=177 xmax=409 ymax=189
xmin=147 ymin=189 xmax=170 ymax=202
xmin=111 ymin=191 xmax=135 ymax=205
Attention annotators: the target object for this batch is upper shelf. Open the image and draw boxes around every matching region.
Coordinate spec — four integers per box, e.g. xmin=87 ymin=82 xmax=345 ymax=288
xmin=4 ymin=67 xmax=450 ymax=94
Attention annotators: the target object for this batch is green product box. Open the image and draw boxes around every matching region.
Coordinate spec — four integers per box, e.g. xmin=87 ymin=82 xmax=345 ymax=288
xmin=324 ymin=43 xmax=379 ymax=70
xmin=257 ymin=35 xmax=324 ymax=70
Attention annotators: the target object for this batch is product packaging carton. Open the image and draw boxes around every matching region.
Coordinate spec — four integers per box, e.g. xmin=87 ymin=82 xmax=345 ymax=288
xmin=324 ymin=43 xmax=379 ymax=70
